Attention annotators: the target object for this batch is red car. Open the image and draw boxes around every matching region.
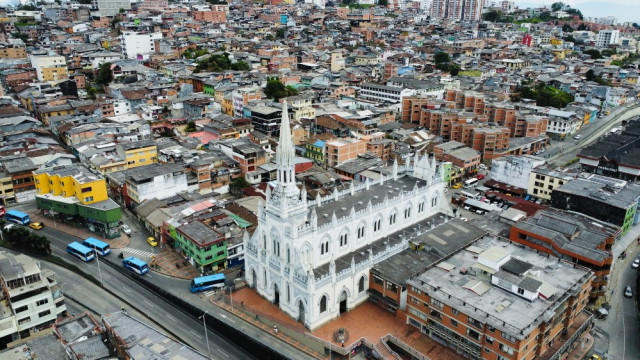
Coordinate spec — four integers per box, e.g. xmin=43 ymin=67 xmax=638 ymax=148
xmin=0 ymin=206 xmax=5 ymax=217
xmin=476 ymin=174 xmax=485 ymax=180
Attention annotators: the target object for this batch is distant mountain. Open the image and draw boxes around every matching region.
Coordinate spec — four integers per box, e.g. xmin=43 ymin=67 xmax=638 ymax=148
xmin=514 ymin=1 xmax=639 ymax=23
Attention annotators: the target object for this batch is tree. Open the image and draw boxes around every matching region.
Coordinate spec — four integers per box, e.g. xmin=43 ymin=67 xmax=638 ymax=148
xmin=276 ymin=28 xmax=286 ymax=39
xmin=562 ymin=24 xmax=573 ymax=32
xmin=95 ymin=62 xmax=113 ymax=86
xmin=17 ymin=4 xmax=38 ymax=10
xmin=584 ymin=49 xmax=602 ymax=59
xmin=87 ymin=87 xmax=98 ymax=100
xmin=378 ymin=0 xmax=388 ymax=6
xmin=119 ymin=8 xmax=126 ymax=13
xmin=434 ymin=51 xmax=450 ymax=64
xmin=585 ymin=69 xmax=596 ymax=82
xmin=185 ymin=121 xmax=196 ymax=132
xmin=11 ymin=32 xmax=29 ymax=43
xmin=230 ymin=177 xmax=251 ymax=196
xmin=513 ymin=83 xmax=574 ymax=109
xmin=551 ymin=2 xmax=565 ymax=11
xmin=577 ymin=23 xmax=589 ymax=31
xmin=231 ymin=60 xmax=250 ymax=71
xmin=264 ymin=77 xmax=298 ymax=101
xmin=448 ymin=64 xmax=461 ymax=76
xmin=564 ymin=35 xmax=576 ymax=43
xmin=482 ymin=10 xmax=501 ymax=22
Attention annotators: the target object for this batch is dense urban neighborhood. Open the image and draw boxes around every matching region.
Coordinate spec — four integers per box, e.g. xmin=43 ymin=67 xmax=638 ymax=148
xmin=0 ymin=0 xmax=637 ymax=359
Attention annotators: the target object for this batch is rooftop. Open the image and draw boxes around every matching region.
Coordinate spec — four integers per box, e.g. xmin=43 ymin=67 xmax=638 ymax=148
xmin=125 ymin=163 xmax=185 ymax=183
xmin=35 ymin=164 xmax=102 ymax=184
xmin=554 ymin=176 xmax=640 ymax=210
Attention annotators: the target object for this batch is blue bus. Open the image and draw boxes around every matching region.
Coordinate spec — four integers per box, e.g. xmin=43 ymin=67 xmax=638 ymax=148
xmin=67 ymin=242 xmax=95 ymax=262
xmin=190 ymin=274 xmax=226 ymax=293
xmin=5 ymin=209 xmax=30 ymax=225
xmin=82 ymin=237 xmax=111 ymax=256
xmin=123 ymin=257 xmax=148 ymax=275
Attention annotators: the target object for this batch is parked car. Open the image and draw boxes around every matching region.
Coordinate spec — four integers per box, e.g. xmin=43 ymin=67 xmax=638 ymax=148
xmin=479 ymin=164 xmax=487 ymax=170
xmin=475 ymin=209 xmax=485 ymax=215
xmin=29 ymin=222 xmax=44 ymax=230
xmin=459 ymin=217 xmax=469 ymax=222
xmin=452 ymin=183 xmax=462 ymax=189
xmin=120 ymin=224 xmax=132 ymax=235
xmin=0 ymin=206 xmax=5 ymax=217
xmin=624 ymin=286 xmax=632 ymax=298
xmin=632 ymin=259 xmax=640 ymax=269
xmin=476 ymin=174 xmax=485 ymax=180
xmin=574 ymin=134 xmax=583 ymax=140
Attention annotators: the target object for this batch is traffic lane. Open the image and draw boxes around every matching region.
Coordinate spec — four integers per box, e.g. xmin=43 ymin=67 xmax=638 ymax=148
xmin=620 ymin=263 xmax=640 ymax=359
xmin=39 ymin=226 xmax=251 ymax=359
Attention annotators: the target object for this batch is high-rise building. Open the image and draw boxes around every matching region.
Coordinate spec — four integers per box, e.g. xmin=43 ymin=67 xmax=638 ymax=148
xmin=430 ymin=0 xmax=485 ymax=21
xmin=595 ymin=29 xmax=620 ymax=49
xmin=120 ymin=31 xmax=163 ymax=60
xmin=93 ymin=0 xmax=131 ymax=17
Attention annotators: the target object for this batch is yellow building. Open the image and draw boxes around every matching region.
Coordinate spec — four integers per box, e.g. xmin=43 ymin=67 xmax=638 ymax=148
xmin=528 ymin=167 xmax=573 ymax=201
xmin=30 ymin=55 xmax=69 ymax=82
xmin=0 ymin=44 xmax=26 ymax=59
xmin=115 ymin=140 xmax=158 ymax=169
xmin=34 ymin=165 xmax=108 ymax=205
xmin=0 ymin=171 xmax=14 ymax=205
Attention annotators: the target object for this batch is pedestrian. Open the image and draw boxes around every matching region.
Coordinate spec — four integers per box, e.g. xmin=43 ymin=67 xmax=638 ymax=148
xmin=341 ymin=340 xmax=344 ymax=347
xmin=241 ymin=301 xmax=244 ymax=308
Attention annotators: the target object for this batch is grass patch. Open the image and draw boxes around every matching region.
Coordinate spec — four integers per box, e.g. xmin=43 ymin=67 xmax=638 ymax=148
xmin=563 ymin=157 xmax=580 ymax=167
xmin=459 ymin=70 xmax=482 ymax=77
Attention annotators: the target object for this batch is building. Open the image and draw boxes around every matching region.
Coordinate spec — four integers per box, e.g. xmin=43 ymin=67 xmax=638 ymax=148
xmin=34 ymin=165 xmax=122 ymax=238
xmin=102 ymin=311 xmax=207 ymax=360
xmin=243 ymin=101 xmax=452 ymax=330
xmin=0 ymin=170 xmax=13 ymax=205
xmin=433 ymin=141 xmax=481 ymax=179
xmin=137 ymin=0 xmax=168 ymax=11
xmin=550 ymin=174 xmax=640 ymax=235
xmin=120 ymin=32 xmax=163 ymax=60
xmin=0 ymin=42 xmax=26 ymax=59
xmin=93 ymin=0 xmax=131 ymax=16
xmin=0 ymin=252 xmax=67 ymax=346
xmin=30 ymin=55 xmax=68 ymax=82
xmin=324 ymin=138 xmax=367 ymax=167
xmin=358 ymin=83 xmax=415 ymax=107
xmin=124 ymin=163 xmax=188 ymax=206
xmin=510 ymin=210 xmax=617 ymax=302
xmin=596 ymin=29 xmax=620 ymax=48
xmin=490 ymin=155 xmax=546 ymax=191
xmin=1 ymin=155 xmax=37 ymax=203
xmin=430 ymin=0 xmax=485 ymax=21
xmin=528 ymin=167 xmax=574 ymax=200
xmin=250 ymin=106 xmax=282 ymax=136
xmin=406 ymin=237 xmax=593 ymax=360
xmin=192 ymin=6 xmax=228 ymax=23
xmin=115 ymin=139 xmax=158 ymax=170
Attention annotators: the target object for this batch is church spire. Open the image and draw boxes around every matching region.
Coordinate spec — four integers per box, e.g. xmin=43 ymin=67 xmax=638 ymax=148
xmin=275 ymin=101 xmax=298 ymax=197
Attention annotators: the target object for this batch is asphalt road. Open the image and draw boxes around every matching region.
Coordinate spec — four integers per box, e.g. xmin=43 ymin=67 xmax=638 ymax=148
xmin=36 ymin=225 xmax=253 ymax=360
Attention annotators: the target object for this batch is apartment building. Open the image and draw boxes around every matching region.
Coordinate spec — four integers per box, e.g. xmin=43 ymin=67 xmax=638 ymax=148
xmin=0 ymin=252 xmax=67 ymax=345
xmin=137 ymin=0 xmax=168 ymax=11
xmin=120 ymin=32 xmax=162 ymax=60
xmin=124 ymin=163 xmax=188 ymax=206
xmin=249 ymin=105 xmax=282 ymax=136
xmin=528 ymin=167 xmax=574 ymax=200
xmin=510 ymin=210 xmax=617 ymax=301
xmin=325 ymin=138 xmax=367 ymax=167
xmin=596 ymin=29 xmax=620 ymax=49
xmin=93 ymin=0 xmax=130 ymax=16
xmin=0 ymin=170 xmax=13 ymax=205
xmin=286 ymin=94 xmax=315 ymax=121
xmin=30 ymin=55 xmax=68 ymax=82
xmin=358 ymin=83 xmax=415 ymax=105
xmin=406 ymin=237 xmax=593 ymax=360
xmin=433 ymin=141 xmax=481 ymax=175
xmin=0 ymin=42 xmax=26 ymax=59
xmin=1 ymin=154 xmax=37 ymax=203
xmin=115 ymin=140 xmax=158 ymax=170
xmin=192 ymin=5 xmax=228 ymax=23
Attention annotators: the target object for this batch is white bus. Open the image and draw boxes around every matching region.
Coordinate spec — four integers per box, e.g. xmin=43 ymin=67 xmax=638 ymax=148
xmin=464 ymin=178 xmax=479 ymax=189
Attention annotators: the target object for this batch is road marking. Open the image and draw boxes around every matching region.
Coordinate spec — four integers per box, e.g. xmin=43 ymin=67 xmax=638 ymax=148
xmin=219 ymin=314 xmax=235 ymax=324
xmin=204 ymin=290 xmax=216 ymax=297
xmin=189 ymin=330 xmax=202 ymax=340
xmin=217 ymin=348 xmax=230 ymax=358
xmin=121 ymin=247 xmax=155 ymax=258
xmin=122 ymin=286 xmax=132 ymax=293
xmin=104 ymin=274 xmax=112 ymax=280
xmin=167 ymin=315 xmax=177 ymax=322
xmin=145 ymin=274 xmax=152 ymax=278
xmin=143 ymin=300 xmax=155 ymax=308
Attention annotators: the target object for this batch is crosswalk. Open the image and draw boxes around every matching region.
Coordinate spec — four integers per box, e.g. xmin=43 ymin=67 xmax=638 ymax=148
xmin=121 ymin=247 xmax=155 ymax=259
xmin=203 ymin=290 xmax=218 ymax=297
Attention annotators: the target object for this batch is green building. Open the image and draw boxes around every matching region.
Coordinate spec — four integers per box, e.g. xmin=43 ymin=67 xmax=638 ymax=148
xmin=168 ymin=220 xmax=227 ymax=272
xmin=203 ymin=80 xmax=215 ymax=96
xmin=305 ymin=140 xmax=325 ymax=164
xmin=36 ymin=197 xmax=121 ymax=238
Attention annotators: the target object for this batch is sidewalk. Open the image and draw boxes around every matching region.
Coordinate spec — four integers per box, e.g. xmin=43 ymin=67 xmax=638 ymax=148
xmin=565 ymin=332 xmax=595 ymax=360
xmin=30 ymin=212 xmax=129 ymax=249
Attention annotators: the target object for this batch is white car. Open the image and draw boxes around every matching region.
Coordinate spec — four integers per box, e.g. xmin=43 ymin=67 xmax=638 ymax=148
xmin=479 ymin=164 xmax=487 ymax=170
xmin=624 ymin=286 xmax=633 ymax=298
xmin=120 ymin=224 xmax=132 ymax=235
xmin=632 ymin=259 xmax=640 ymax=269
xmin=574 ymin=134 xmax=583 ymax=140
xmin=3 ymin=223 xmax=15 ymax=231
xmin=459 ymin=217 xmax=469 ymax=222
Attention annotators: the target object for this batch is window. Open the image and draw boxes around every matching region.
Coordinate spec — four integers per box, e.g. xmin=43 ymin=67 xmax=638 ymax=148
xmin=389 ymin=213 xmax=396 ymax=226
xmin=501 ymin=332 xmax=517 ymax=343
xmin=373 ymin=219 xmax=381 ymax=232
xmin=83 ymin=196 xmax=93 ymax=202
xmin=36 ymin=299 xmax=48 ymax=306
xmin=450 ymin=319 xmax=458 ymax=327
xmin=320 ymin=295 xmax=327 ymax=313
xmin=340 ymin=233 xmax=348 ymax=247
xmin=467 ymin=316 xmax=482 ymax=329
xmin=386 ymin=282 xmax=398 ymax=292
xmin=373 ymin=275 xmax=384 ymax=286
xmin=404 ymin=207 xmax=411 ymax=219
xmin=18 ymin=317 xmax=30 ymax=325
xmin=487 ymin=325 xmax=495 ymax=333
xmin=430 ymin=298 xmax=443 ymax=309
xmin=499 ymin=343 xmax=515 ymax=355
xmin=451 ymin=308 xmax=459 ymax=315
xmin=321 ymin=241 xmax=329 ymax=255
xmin=217 ymin=251 xmax=224 ymax=256
xmin=418 ymin=202 xmax=425 ymax=213
xmin=467 ymin=328 xmax=480 ymax=341
xmin=486 ymin=336 xmax=494 ymax=345
xmin=81 ymin=187 xmax=92 ymax=193
xmin=38 ymin=310 xmax=51 ymax=318
xmin=357 ymin=225 xmax=365 ymax=239
xmin=15 ymin=305 xmax=27 ymax=313
xmin=517 ymin=287 xmax=525 ymax=295
xmin=411 ymin=286 xmax=422 ymax=295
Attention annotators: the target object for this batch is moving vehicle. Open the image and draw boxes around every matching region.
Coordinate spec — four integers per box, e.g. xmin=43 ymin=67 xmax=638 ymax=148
xmin=476 ymin=174 xmax=485 ymax=180
xmin=120 ymin=224 xmax=132 ymax=235
xmin=0 ymin=206 xmax=5 ymax=217
xmin=610 ymin=127 xmax=621 ymax=134
xmin=459 ymin=217 xmax=469 ymax=222
xmin=123 ymin=256 xmax=148 ymax=275
xmin=624 ymin=286 xmax=632 ymax=298
xmin=479 ymin=164 xmax=487 ymax=170
xmin=147 ymin=237 xmax=158 ymax=247
xmin=4 ymin=209 xmax=30 ymax=225
xmin=29 ymin=222 xmax=43 ymax=230
xmin=464 ymin=178 xmax=479 ymax=189
xmin=574 ymin=134 xmax=582 ymax=140
xmin=82 ymin=237 xmax=111 ymax=256
xmin=452 ymin=183 xmax=462 ymax=189
xmin=632 ymin=259 xmax=640 ymax=269
xmin=605 ymin=110 xmax=611 ymax=116
xmin=67 ymin=242 xmax=96 ymax=262
xmin=589 ymin=354 xmax=602 ymax=360
xmin=190 ymin=274 xmax=226 ymax=293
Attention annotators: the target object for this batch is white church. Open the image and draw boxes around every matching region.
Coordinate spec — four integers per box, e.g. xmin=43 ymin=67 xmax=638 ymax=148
xmin=243 ymin=102 xmax=452 ymax=330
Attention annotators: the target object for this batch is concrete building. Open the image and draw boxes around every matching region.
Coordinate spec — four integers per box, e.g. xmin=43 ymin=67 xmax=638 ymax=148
xmin=528 ymin=167 xmax=574 ymax=201
xmin=244 ymin=101 xmax=452 ymax=330
xmin=490 ymin=155 xmax=546 ymax=191
xmin=510 ymin=210 xmax=617 ymax=302
xmin=93 ymin=0 xmax=131 ymax=16
xmin=30 ymin=55 xmax=68 ymax=82
xmin=596 ymin=29 xmax=620 ymax=48
xmin=115 ymin=139 xmax=158 ymax=170
xmin=0 ymin=42 xmax=26 ymax=59
xmin=406 ymin=237 xmax=593 ymax=360
xmin=550 ymin=174 xmax=640 ymax=235
xmin=325 ymin=138 xmax=367 ymax=167
xmin=0 ymin=154 xmax=37 ymax=203
xmin=120 ymin=32 xmax=163 ymax=60
xmin=124 ymin=163 xmax=188 ymax=206
xmin=0 ymin=252 xmax=67 ymax=346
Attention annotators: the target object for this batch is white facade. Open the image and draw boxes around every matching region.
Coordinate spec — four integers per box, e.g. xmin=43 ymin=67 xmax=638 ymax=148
xmin=121 ymin=32 xmax=163 ymax=60
xmin=89 ymin=53 xmax=123 ymax=68
xmin=112 ymin=100 xmax=132 ymax=116
xmin=596 ymin=29 xmax=620 ymax=49
xmin=244 ymin=102 xmax=452 ymax=330
xmin=490 ymin=155 xmax=546 ymax=190
xmin=0 ymin=252 xmax=66 ymax=341
xmin=94 ymin=0 xmax=131 ymax=16
xmin=30 ymin=55 xmax=67 ymax=82
xmin=126 ymin=171 xmax=188 ymax=204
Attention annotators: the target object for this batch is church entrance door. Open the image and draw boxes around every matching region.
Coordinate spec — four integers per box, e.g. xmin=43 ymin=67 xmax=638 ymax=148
xmin=339 ymin=291 xmax=348 ymax=314
xmin=273 ymin=284 xmax=280 ymax=306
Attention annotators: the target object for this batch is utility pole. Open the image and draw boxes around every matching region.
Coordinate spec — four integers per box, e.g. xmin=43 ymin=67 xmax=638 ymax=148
xmin=200 ymin=311 xmax=211 ymax=359
xmin=95 ymin=250 xmax=103 ymax=287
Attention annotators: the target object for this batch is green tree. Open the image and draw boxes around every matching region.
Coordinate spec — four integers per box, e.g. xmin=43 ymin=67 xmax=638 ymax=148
xmin=11 ymin=32 xmax=28 ymax=43
xmin=577 ymin=23 xmax=589 ymax=31
xmin=185 ymin=121 xmax=196 ymax=132
xmin=231 ymin=60 xmax=250 ymax=71
xmin=448 ymin=64 xmax=461 ymax=76
xmin=230 ymin=177 xmax=251 ymax=196
xmin=434 ymin=51 xmax=450 ymax=64
xmin=584 ymin=49 xmax=602 ymax=59
xmin=378 ymin=0 xmax=388 ymax=6
xmin=87 ymin=87 xmax=97 ymax=100
xmin=264 ymin=77 xmax=298 ymax=101
xmin=482 ymin=10 xmax=501 ymax=22
xmin=551 ymin=2 xmax=565 ymax=11
xmin=119 ymin=8 xmax=126 ymax=13
xmin=95 ymin=62 xmax=113 ymax=86
xmin=562 ymin=24 xmax=573 ymax=32
xmin=585 ymin=69 xmax=596 ymax=82
xmin=513 ymin=83 xmax=574 ymax=109
xmin=17 ymin=4 xmax=38 ymax=10
xmin=564 ymin=35 xmax=575 ymax=43
xmin=276 ymin=28 xmax=286 ymax=39
xmin=601 ymin=49 xmax=616 ymax=57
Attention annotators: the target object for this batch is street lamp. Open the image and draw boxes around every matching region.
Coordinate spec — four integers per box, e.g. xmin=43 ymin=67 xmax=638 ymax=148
xmin=199 ymin=310 xmax=211 ymax=359
xmin=95 ymin=250 xmax=103 ymax=287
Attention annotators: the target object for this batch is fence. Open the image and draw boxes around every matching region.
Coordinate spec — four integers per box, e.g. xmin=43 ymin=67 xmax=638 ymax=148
xmin=383 ymin=333 xmax=431 ymax=360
